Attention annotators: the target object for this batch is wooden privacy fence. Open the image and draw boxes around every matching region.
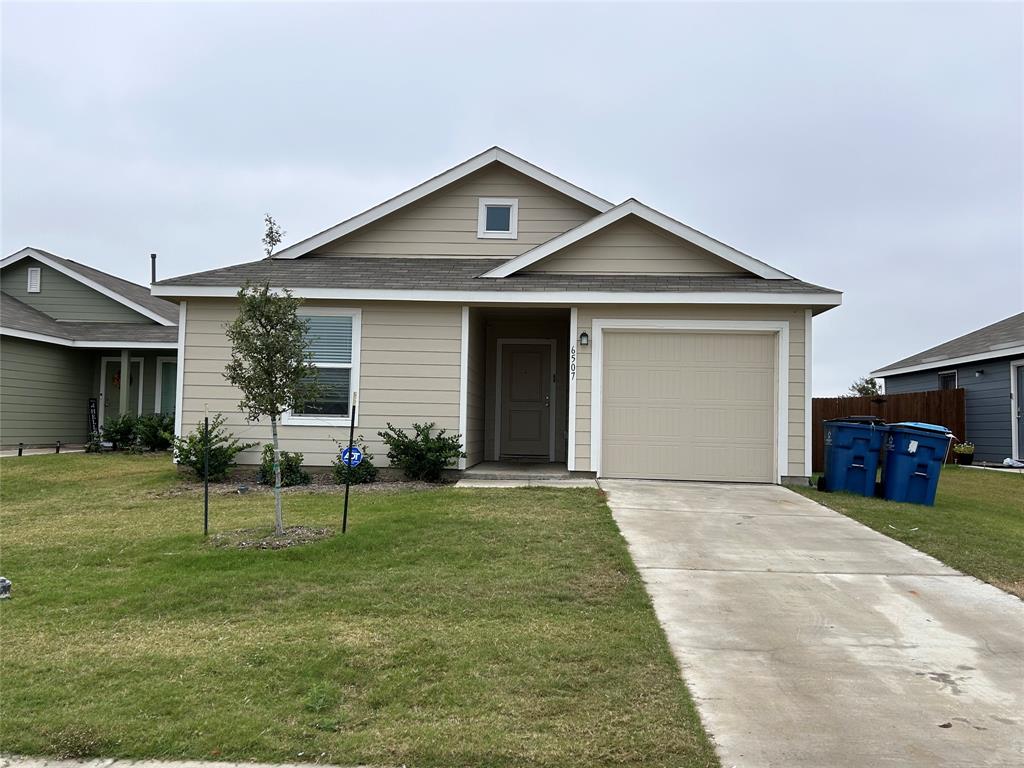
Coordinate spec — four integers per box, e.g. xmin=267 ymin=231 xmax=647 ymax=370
xmin=811 ymin=389 xmax=966 ymax=473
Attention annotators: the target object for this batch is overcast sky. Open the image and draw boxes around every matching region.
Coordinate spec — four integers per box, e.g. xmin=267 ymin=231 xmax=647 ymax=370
xmin=3 ymin=1 xmax=1021 ymax=394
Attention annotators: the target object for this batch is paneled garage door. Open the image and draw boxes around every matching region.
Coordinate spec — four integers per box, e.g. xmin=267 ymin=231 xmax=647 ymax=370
xmin=601 ymin=330 xmax=776 ymax=482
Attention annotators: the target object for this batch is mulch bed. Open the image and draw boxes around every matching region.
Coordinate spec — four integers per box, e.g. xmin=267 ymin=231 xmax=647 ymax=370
xmin=209 ymin=525 xmax=334 ymax=550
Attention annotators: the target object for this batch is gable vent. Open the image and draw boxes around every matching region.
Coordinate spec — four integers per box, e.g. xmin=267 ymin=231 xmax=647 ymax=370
xmin=27 ymin=267 xmax=41 ymax=293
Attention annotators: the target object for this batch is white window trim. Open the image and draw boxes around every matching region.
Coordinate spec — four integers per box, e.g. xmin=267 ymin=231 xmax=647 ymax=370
xmin=154 ymin=356 xmax=178 ymax=415
xmin=589 ymin=319 xmax=790 ymax=483
xmin=27 ymin=267 xmax=41 ymax=293
xmin=282 ymin=307 xmax=361 ymax=427
xmin=477 ymin=197 xmax=519 ymax=239
xmin=99 ymin=356 xmax=145 ymax=425
xmin=937 ymin=369 xmax=958 ymax=390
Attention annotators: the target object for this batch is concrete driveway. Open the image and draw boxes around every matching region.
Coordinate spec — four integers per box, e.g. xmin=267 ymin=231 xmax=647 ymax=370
xmin=602 ymin=480 xmax=1024 ymax=768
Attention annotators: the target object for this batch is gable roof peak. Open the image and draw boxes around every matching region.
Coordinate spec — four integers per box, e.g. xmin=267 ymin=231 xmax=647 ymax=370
xmin=271 ymin=147 xmax=613 ymax=260
xmin=1 ymin=246 xmax=178 ymax=325
xmin=481 ymin=198 xmax=794 ymax=280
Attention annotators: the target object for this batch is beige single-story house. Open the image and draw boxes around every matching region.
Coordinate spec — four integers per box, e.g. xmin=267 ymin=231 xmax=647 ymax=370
xmin=153 ymin=148 xmax=841 ymax=483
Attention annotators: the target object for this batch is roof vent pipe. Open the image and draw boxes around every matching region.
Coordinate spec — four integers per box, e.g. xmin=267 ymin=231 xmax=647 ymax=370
xmin=150 ymin=253 xmax=157 ymax=284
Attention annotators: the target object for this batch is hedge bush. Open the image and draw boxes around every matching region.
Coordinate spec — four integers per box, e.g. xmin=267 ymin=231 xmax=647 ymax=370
xmin=257 ymin=443 xmax=311 ymax=487
xmin=378 ymin=422 xmax=464 ymax=483
xmin=331 ymin=436 xmax=379 ymax=485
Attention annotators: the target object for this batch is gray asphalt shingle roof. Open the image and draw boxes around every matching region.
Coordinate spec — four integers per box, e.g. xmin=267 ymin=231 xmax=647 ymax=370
xmin=874 ymin=311 xmax=1024 ymax=374
xmin=156 ymin=257 xmax=838 ymax=295
xmin=0 ymin=291 xmax=178 ymax=345
xmin=29 ymin=248 xmax=179 ymax=322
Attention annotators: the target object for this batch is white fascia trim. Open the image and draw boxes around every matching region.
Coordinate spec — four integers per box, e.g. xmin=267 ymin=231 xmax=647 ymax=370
xmin=871 ymin=345 xmax=1024 ymax=378
xmin=589 ymin=318 xmax=790 ymax=483
xmin=1 ymin=248 xmax=176 ymax=326
xmin=567 ymin=306 xmax=578 ymax=471
xmin=270 ymin=148 xmax=612 ymax=260
xmin=152 ymin=284 xmax=842 ymax=307
xmin=0 ymin=326 xmax=176 ymax=349
xmin=458 ymin=306 xmax=469 ymax=470
xmin=804 ymin=309 xmax=812 ymax=477
xmin=174 ymin=302 xmax=187 ymax=445
xmin=481 ymin=199 xmax=794 ymax=280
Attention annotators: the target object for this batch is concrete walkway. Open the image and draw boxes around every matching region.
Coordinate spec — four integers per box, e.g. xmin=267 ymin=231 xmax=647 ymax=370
xmin=602 ymin=480 xmax=1024 ymax=768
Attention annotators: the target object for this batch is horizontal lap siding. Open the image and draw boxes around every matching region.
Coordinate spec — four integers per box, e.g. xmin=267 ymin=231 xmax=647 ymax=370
xmin=1 ymin=259 xmax=148 ymax=323
xmin=884 ymin=357 xmax=1020 ymax=462
xmin=0 ymin=337 xmax=95 ymax=446
xmin=573 ymin=305 xmax=807 ymax=478
xmin=310 ymin=166 xmax=595 ymax=259
xmin=181 ymin=299 xmax=462 ymax=467
xmin=528 ymin=217 xmax=748 ymax=275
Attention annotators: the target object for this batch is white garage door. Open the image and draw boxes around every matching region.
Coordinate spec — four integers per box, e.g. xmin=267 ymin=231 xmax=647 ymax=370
xmin=601 ymin=330 xmax=776 ymax=482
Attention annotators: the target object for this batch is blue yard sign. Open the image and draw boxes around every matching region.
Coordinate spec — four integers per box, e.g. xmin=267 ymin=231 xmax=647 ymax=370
xmin=340 ymin=445 xmax=363 ymax=468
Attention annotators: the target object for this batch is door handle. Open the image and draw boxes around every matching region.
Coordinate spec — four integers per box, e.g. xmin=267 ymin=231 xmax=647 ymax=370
xmin=545 ymin=396 xmax=550 ymax=407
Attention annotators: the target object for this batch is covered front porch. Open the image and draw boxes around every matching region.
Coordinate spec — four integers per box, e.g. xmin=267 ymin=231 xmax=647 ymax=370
xmin=93 ymin=345 xmax=178 ymax=427
xmin=463 ymin=307 xmax=572 ymax=469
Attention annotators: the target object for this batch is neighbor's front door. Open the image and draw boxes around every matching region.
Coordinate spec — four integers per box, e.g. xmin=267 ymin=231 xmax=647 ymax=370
xmin=102 ymin=358 xmax=142 ymax=422
xmin=499 ymin=343 xmax=552 ymax=459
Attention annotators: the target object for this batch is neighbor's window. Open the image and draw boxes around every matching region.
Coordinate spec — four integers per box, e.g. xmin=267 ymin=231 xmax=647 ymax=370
xmin=283 ymin=310 xmax=361 ymax=426
xmin=937 ymin=371 xmax=957 ymax=390
xmin=477 ymin=197 xmax=518 ymax=239
xmin=27 ymin=267 xmax=41 ymax=293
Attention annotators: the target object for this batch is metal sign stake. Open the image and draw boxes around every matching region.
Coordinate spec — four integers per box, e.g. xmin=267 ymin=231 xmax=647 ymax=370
xmin=203 ymin=404 xmax=209 ymax=537
xmin=342 ymin=392 xmax=359 ymax=534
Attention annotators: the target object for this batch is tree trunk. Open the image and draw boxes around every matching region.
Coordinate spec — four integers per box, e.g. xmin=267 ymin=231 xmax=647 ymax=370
xmin=271 ymin=415 xmax=284 ymax=535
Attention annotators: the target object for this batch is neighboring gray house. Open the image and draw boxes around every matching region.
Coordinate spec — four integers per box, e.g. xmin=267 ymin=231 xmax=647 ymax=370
xmin=872 ymin=312 xmax=1024 ymax=463
xmin=0 ymin=247 xmax=180 ymax=448
xmin=153 ymin=147 xmax=843 ymax=484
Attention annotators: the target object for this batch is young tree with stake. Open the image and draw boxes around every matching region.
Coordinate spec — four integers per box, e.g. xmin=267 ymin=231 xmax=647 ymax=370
xmin=224 ymin=215 xmax=318 ymax=535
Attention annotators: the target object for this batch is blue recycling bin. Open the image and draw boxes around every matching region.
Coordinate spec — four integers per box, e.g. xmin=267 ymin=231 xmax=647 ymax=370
xmin=822 ymin=418 xmax=887 ymax=496
xmin=880 ymin=422 xmax=954 ymax=506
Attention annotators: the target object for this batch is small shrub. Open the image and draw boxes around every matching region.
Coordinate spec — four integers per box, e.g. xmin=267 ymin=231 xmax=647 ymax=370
xmin=135 ymin=412 xmax=175 ymax=451
xmin=332 ymin=436 xmax=379 ymax=485
xmin=257 ymin=443 xmax=311 ymax=487
xmin=100 ymin=413 xmax=137 ymax=451
xmin=173 ymin=413 xmax=257 ymax=481
xmin=378 ymin=422 xmax=464 ymax=483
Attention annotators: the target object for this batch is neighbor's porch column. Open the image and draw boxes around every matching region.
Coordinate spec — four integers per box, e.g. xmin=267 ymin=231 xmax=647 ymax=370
xmin=119 ymin=348 xmax=130 ymax=416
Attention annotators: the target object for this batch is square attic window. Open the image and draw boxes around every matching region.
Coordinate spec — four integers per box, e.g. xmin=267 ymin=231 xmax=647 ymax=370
xmin=477 ymin=197 xmax=518 ymax=239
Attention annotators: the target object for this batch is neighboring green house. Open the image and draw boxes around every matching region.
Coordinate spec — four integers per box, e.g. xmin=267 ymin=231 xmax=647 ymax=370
xmin=0 ymin=247 xmax=180 ymax=448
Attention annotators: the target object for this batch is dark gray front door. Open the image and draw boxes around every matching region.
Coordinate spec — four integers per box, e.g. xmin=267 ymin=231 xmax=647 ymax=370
xmin=499 ymin=343 xmax=551 ymax=459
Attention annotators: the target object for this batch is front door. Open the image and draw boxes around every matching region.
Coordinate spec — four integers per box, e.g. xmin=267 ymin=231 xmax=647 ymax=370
xmin=499 ymin=343 xmax=552 ymax=459
xmin=1017 ymin=365 xmax=1024 ymax=460
xmin=101 ymin=358 xmax=141 ymax=423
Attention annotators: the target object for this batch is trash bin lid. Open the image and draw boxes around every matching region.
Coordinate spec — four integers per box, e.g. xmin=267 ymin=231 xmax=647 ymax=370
xmin=826 ymin=415 xmax=886 ymax=425
xmin=889 ymin=421 xmax=952 ymax=435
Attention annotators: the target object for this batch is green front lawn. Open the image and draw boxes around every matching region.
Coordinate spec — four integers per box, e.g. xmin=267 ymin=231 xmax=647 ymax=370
xmin=0 ymin=454 xmax=717 ymax=768
xmin=795 ymin=466 xmax=1024 ymax=598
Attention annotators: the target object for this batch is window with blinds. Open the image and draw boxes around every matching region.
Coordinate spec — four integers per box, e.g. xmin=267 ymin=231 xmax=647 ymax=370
xmin=290 ymin=312 xmax=359 ymax=422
